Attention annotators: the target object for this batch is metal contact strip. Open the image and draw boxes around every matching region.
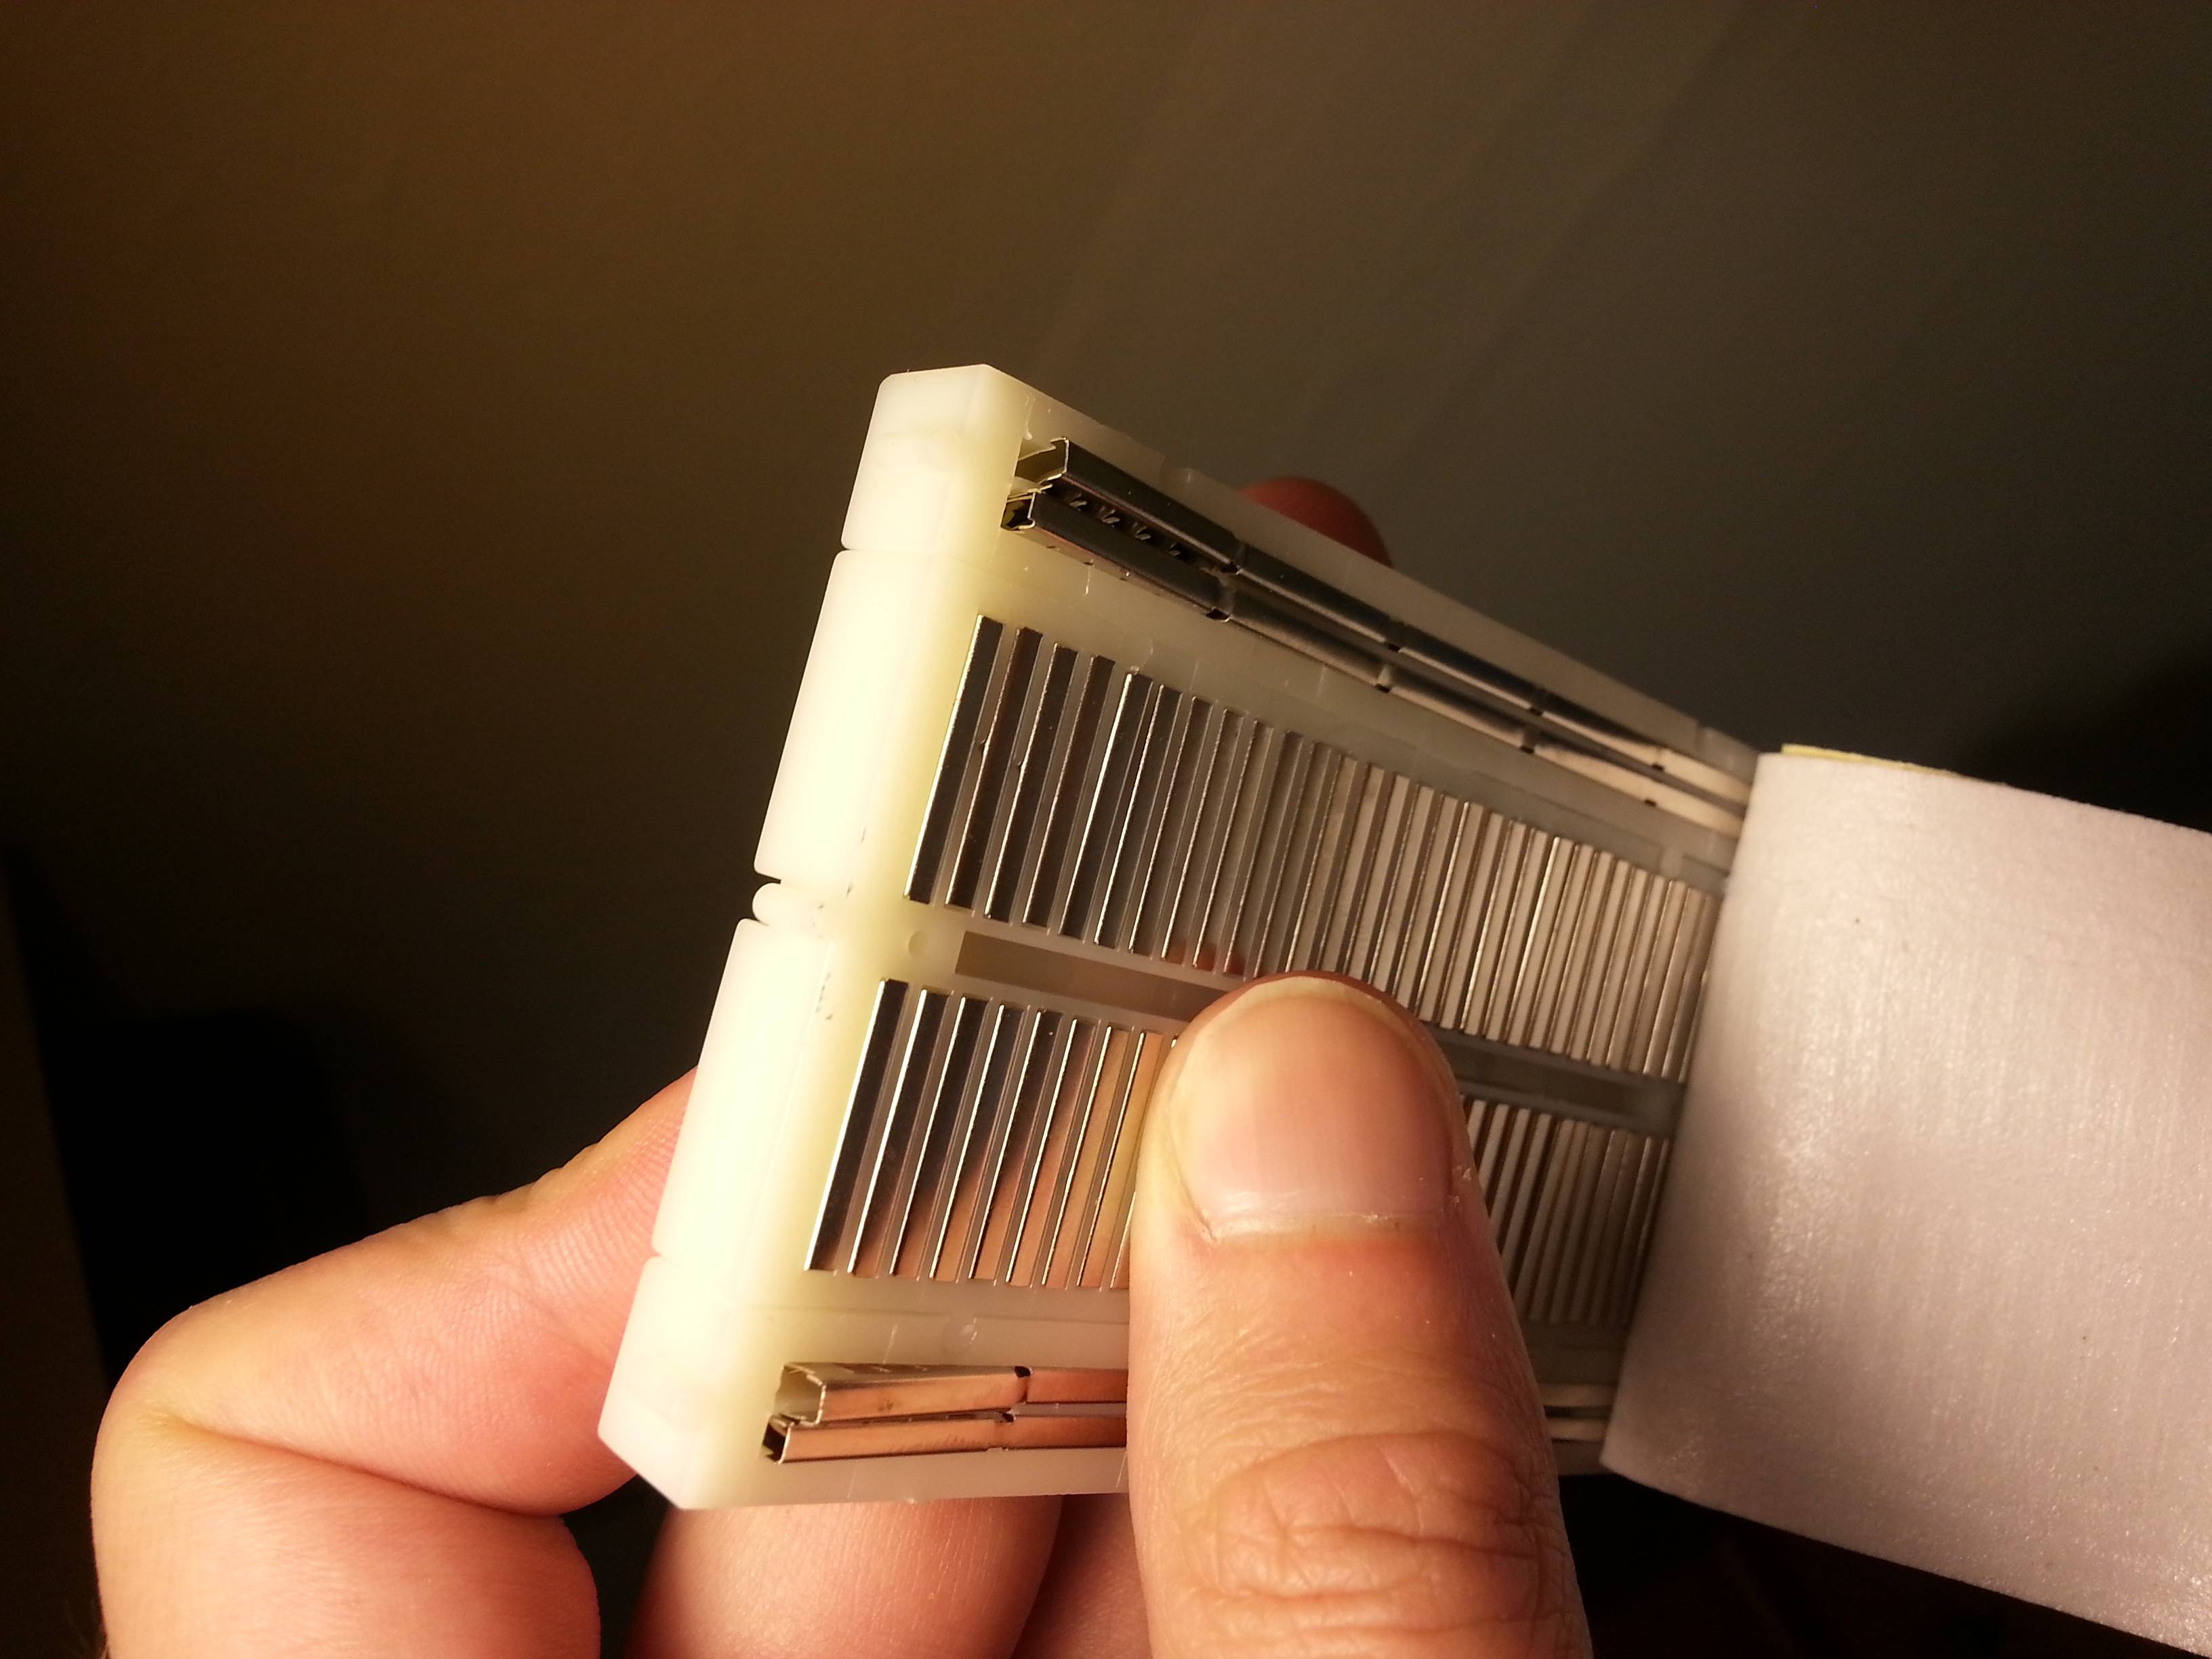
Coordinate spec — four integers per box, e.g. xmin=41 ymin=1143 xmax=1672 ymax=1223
xmin=1574 ymin=1141 xmax=1645 ymax=1336
xmin=1597 ymin=869 xmax=1660 ymax=1073
xmin=909 ymin=621 xmax=1006 ymax=904
xmin=1518 ymin=1118 xmax=1590 ymax=1313
xmin=1486 ymin=1110 xmax=1539 ymax=1229
xmin=1646 ymin=893 xmax=1705 ymax=1081
xmin=1639 ymin=894 xmax=1694 ymax=1082
xmin=1085 ymin=682 xmax=1176 ymax=951
xmin=1006 ymin=441 xmax=1753 ymax=828
xmin=848 ymin=991 xmax=952 ymax=1277
xmin=1552 ymin=849 xmax=1613 ymax=1057
xmin=1284 ymin=753 xmax=1358 ymax=972
xmin=1351 ymin=775 xmax=1416 ymax=987
xmin=925 ymin=628 xmax=1018 ymax=905
xmin=1471 ymin=1100 xmax=1508 ymax=1200
xmin=1099 ymin=1034 xmax=1168 ymax=1290
xmin=1204 ymin=724 xmax=1286 ymax=970
xmin=1231 ymin=586 xmax=1381 ymax=683
xmin=1123 ymin=697 xmax=1210 ymax=958
xmin=1385 ymin=789 xmax=1451 ymax=1008
xmin=1494 ymin=1110 xmax=1554 ymax=1276
xmin=1529 ymin=733 xmax=1748 ymax=838
xmin=1620 ymin=1140 xmax=1673 ymax=1316
xmin=864 ymin=994 xmax=985 ymax=1279
xmin=985 ymin=646 xmax=1079 ymax=924
xmin=1494 ymin=1109 xmax=1540 ymax=1241
xmin=1245 ymin=744 xmax=1315 ymax=975
xmin=1577 ymin=1134 xmax=1639 ymax=1319
xmin=1197 ymin=715 xmax=1274 ymax=966
xmin=1662 ymin=899 xmax=1719 ymax=1080
xmin=1524 ymin=843 xmax=1591 ymax=1055
xmin=1511 ymin=1119 xmax=1572 ymax=1309
xmin=808 ymin=980 xmax=914 ymax=1271
xmin=1132 ymin=702 xmax=1224 ymax=958
xmin=1015 ymin=1022 xmax=1110 ymax=1288
xmin=1544 ymin=1128 xmax=1602 ymax=1324
xmin=1582 ymin=867 xmax=1640 ymax=1071
xmin=1319 ymin=765 xmax=1388 ymax=972
xmin=1555 ymin=858 xmax=1618 ymax=1063
xmin=1517 ymin=1119 xmax=1577 ymax=1316
xmin=1624 ymin=883 xmax=1688 ymax=1075
xmin=1489 ymin=1109 xmax=1539 ymax=1281
xmin=1578 ymin=865 xmax=1639 ymax=1068
xmin=946 ymin=628 xmax=1044 ymax=912
xmin=1166 ymin=712 xmax=1256 ymax=966
xmin=1355 ymin=771 xmax=1414 ymax=977
xmin=1058 ymin=675 xmax=1155 ymax=940
xmin=1285 ymin=756 xmax=1352 ymax=973
xmin=973 ymin=1012 xmax=1068 ymax=1284
xmin=1461 ymin=821 xmax=1532 ymax=1038
xmin=1037 ymin=667 xmax=1128 ymax=935
xmin=1024 ymin=658 xmax=1116 ymax=930
xmin=1559 ymin=1133 xmax=1623 ymax=1324
xmin=958 ymin=1008 xmax=1050 ymax=1280
xmin=1437 ymin=811 xmax=1504 ymax=1032
xmin=968 ymin=638 xmax=1060 ymax=922
xmin=1402 ymin=798 xmax=1466 ymax=1021
xmin=910 ymin=1002 xmax=1015 ymax=1281
xmin=1496 ymin=835 xmax=1561 ymax=1047
xmin=936 ymin=1006 xmax=1029 ymax=1282
xmin=1610 ymin=1138 xmax=1669 ymax=1324
xmin=1544 ymin=846 xmax=1601 ymax=1054
xmin=1516 ymin=1122 xmax=1560 ymax=1311
xmin=1094 ymin=687 xmax=1189 ymax=952
xmin=1579 ymin=1134 xmax=1647 ymax=1326
xmin=1004 ymin=653 xmax=1098 ymax=927
xmin=1052 ymin=1029 xmax=1141 ymax=1288
xmin=1269 ymin=746 xmax=1346 ymax=975
xmin=999 ymin=1017 xmax=1089 ymax=1286
xmin=1229 ymin=734 xmax=1312 ymax=977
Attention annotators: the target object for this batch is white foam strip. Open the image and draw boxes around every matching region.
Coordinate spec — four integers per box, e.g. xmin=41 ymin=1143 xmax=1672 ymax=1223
xmin=1606 ymin=752 xmax=2212 ymax=1654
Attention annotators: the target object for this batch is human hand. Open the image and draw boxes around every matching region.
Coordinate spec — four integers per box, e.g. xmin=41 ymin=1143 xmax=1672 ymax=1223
xmin=91 ymin=485 xmax=1591 ymax=1658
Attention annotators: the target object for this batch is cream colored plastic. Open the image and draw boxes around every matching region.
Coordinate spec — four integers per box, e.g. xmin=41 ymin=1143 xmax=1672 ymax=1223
xmin=600 ymin=366 xmax=1747 ymax=1508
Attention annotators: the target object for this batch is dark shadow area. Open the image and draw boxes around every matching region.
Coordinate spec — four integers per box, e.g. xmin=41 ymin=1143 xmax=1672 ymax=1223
xmin=1958 ymin=642 xmax=2212 ymax=835
xmin=1564 ymin=1475 xmax=2182 ymax=1658
xmin=10 ymin=855 xmax=369 ymax=1376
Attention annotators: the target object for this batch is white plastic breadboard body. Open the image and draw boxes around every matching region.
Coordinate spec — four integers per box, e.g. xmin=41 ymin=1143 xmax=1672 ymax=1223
xmin=601 ymin=366 xmax=1755 ymax=1507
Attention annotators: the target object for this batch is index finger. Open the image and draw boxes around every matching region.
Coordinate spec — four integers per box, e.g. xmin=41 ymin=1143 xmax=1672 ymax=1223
xmin=91 ymin=1075 xmax=1054 ymax=1658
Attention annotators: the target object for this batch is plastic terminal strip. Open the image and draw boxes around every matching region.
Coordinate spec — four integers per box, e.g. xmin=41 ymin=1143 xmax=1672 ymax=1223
xmin=1004 ymin=440 xmax=1750 ymax=834
xmin=599 ymin=365 xmax=1753 ymax=1508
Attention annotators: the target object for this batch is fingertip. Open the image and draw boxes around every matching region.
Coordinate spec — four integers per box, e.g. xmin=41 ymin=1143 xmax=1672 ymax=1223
xmin=1240 ymin=477 xmax=1391 ymax=565
xmin=1148 ymin=975 xmax=1463 ymax=1238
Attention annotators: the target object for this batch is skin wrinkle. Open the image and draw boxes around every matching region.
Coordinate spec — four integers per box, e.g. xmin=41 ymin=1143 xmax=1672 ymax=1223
xmin=1176 ymin=1419 xmax=1560 ymax=1638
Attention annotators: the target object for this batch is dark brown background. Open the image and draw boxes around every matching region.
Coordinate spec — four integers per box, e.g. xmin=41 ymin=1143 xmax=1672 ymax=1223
xmin=3 ymin=4 xmax=2207 ymax=1654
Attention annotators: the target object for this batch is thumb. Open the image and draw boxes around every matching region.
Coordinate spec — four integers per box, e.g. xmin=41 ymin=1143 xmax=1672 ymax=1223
xmin=1128 ymin=975 xmax=1589 ymax=1658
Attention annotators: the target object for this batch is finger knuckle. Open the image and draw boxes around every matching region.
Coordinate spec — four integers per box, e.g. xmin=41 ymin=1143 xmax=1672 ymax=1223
xmin=1189 ymin=1426 xmax=1577 ymax=1658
